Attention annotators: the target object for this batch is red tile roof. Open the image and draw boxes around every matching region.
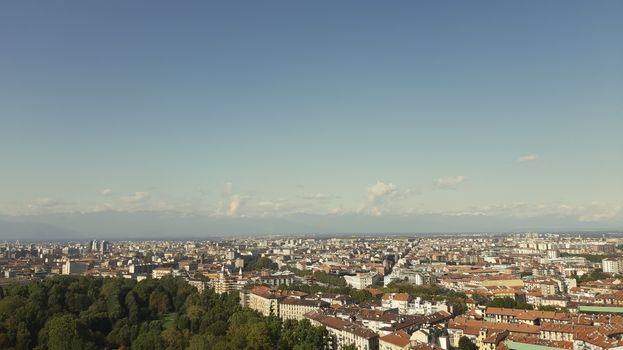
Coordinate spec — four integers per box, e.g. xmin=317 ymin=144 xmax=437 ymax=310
xmin=449 ymin=316 xmax=540 ymax=335
xmin=382 ymin=293 xmax=411 ymax=301
xmin=380 ymin=330 xmax=410 ymax=347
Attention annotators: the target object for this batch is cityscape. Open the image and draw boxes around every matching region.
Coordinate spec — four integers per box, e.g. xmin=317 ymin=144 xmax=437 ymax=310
xmin=1 ymin=233 xmax=623 ymax=349
xmin=1 ymin=1 xmax=622 ymax=350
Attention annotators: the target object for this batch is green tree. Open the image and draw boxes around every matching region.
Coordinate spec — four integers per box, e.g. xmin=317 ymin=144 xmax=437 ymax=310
xmin=133 ymin=330 xmax=164 ymax=350
xmin=350 ymin=289 xmax=375 ymax=303
xmin=187 ymin=334 xmax=215 ymax=350
xmin=15 ymin=322 xmax=31 ymax=350
xmin=459 ymin=336 xmax=478 ymax=350
xmin=313 ymin=271 xmax=347 ymax=287
xmin=149 ymin=290 xmax=172 ymax=317
xmin=161 ymin=327 xmax=187 ymax=350
xmin=245 ymin=322 xmax=272 ymax=350
xmin=244 ymin=256 xmax=279 ymax=271
xmin=280 ymin=319 xmax=327 ymax=350
xmin=0 ymin=274 xmax=330 ymax=350
xmin=577 ymin=270 xmax=610 ymax=283
xmin=487 ymin=297 xmax=517 ymax=308
xmin=47 ymin=314 xmax=82 ymax=350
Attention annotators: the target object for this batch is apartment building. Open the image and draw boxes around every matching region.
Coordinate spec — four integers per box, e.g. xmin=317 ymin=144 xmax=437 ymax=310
xmin=602 ymin=259 xmax=621 ymax=275
xmin=379 ymin=330 xmax=411 ymax=350
xmin=279 ymin=298 xmax=328 ymax=321
xmin=248 ymin=286 xmax=283 ymax=317
xmin=152 ymin=267 xmax=173 ymax=279
xmin=484 ymin=307 xmax=570 ymax=325
xmin=306 ymin=311 xmax=380 ymax=350
xmin=345 ymin=272 xmax=380 ymax=290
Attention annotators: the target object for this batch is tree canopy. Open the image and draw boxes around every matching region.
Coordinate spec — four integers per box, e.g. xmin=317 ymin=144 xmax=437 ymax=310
xmin=458 ymin=336 xmax=477 ymax=350
xmin=0 ymin=275 xmax=327 ymax=350
xmin=486 ymin=297 xmax=533 ymax=310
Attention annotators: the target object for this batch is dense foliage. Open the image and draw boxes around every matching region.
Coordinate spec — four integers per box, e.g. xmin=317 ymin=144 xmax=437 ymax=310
xmin=559 ymin=253 xmax=612 ymax=263
xmin=284 ymin=267 xmax=349 ymax=288
xmin=283 ymin=267 xmax=311 ymax=277
xmin=0 ymin=276 xmax=326 ymax=350
xmin=539 ymin=305 xmax=569 ymax=313
xmin=486 ymin=297 xmax=533 ymax=310
xmin=575 ymin=269 xmax=623 ymax=283
xmin=243 ymin=256 xmax=279 ymax=271
xmin=278 ymin=281 xmax=377 ymax=305
xmin=383 ymin=282 xmax=468 ymax=314
xmin=311 ymin=271 xmax=347 ymax=287
xmin=470 ymin=293 xmax=490 ymax=305
xmin=458 ymin=336 xmax=477 ymax=350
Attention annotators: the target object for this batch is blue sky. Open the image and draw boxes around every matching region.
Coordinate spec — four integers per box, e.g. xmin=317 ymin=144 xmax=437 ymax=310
xmin=0 ymin=1 xmax=622 ymax=236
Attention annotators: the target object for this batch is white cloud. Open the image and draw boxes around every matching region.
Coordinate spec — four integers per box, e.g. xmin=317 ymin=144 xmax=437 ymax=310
xmin=227 ymin=194 xmax=242 ymax=217
xmin=28 ymin=197 xmax=60 ymax=209
xmin=3 ymin=197 xmax=69 ymax=215
xmin=302 ymin=193 xmax=335 ymax=200
xmin=2 ymin=182 xmax=620 ymax=227
xmin=434 ymin=176 xmax=466 ymax=189
xmin=517 ymin=154 xmax=540 ymax=163
xmin=367 ymin=181 xmax=397 ymax=202
xmin=100 ymin=188 xmax=112 ymax=196
xmin=215 ymin=183 xmax=246 ymax=217
xmin=576 ymin=203 xmax=623 ymax=222
xmin=427 ymin=201 xmax=623 ymax=223
xmin=361 ymin=181 xmax=401 ymax=216
xmin=329 ymin=206 xmax=347 ymax=215
xmin=120 ymin=192 xmax=150 ymax=204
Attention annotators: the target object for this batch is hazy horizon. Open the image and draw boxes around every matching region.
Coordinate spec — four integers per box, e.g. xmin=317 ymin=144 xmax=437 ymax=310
xmin=1 ymin=210 xmax=622 ymax=241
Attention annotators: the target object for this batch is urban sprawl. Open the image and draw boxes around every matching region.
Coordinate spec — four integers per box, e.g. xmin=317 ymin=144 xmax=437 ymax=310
xmin=2 ymin=233 xmax=623 ymax=350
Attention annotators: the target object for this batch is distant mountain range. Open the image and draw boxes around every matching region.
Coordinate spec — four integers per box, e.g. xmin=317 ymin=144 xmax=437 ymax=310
xmin=0 ymin=211 xmax=621 ymax=241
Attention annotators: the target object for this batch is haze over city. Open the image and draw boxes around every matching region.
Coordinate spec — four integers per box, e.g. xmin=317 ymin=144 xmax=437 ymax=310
xmin=1 ymin=1 xmax=622 ymax=239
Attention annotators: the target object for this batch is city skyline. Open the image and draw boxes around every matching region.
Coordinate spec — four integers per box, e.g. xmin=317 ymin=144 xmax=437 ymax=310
xmin=1 ymin=1 xmax=622 ymax=238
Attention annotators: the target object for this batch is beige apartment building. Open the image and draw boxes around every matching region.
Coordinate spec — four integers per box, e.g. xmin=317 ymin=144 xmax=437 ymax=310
xmin=247 ymin=286 xmax=283 ymax=317
xmin=279 ymin=298 xmax=328 ymax=321
xmin=306 ymin=311 xmax=379 ymax=350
